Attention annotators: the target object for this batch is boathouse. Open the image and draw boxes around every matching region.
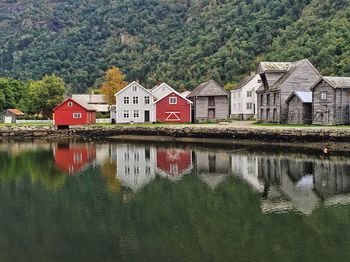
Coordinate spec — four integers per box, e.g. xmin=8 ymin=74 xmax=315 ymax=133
xmin=286 ymin=91 xmax=312 ymax=125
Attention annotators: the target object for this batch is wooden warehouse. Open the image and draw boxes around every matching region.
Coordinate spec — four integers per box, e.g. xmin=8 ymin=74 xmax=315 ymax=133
xmin=286 ymin=91 xmax=312 ymax=124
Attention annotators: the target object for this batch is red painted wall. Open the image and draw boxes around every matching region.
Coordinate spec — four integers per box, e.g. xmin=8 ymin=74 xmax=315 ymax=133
xmin=156 ymin=148 xmax=192 ymax=178
xmin=54 ymin=144 xmax=96 ymax=175
xmin=156 ymin=92 xmax=191 ymax=123
xmin=53 ymin=98 xmax=96 ymax=126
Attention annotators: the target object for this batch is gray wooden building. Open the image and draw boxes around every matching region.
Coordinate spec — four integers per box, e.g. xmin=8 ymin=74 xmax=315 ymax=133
xmin=312 ymin=77 xmax=350 ymax=125
xmin=256 ymin=59 xmax=320 ymax=123
xmin=0 ymin=109 xmax=25 ymax=123
xmin=286 ymin=91 xmax=312 ymax=124
xmin=188 ymin=80 xmax=229 ymax=122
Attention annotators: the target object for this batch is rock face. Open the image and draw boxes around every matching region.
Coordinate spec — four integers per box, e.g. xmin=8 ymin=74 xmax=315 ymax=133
xmin=1 ymin=125 xmax=350 ymax=143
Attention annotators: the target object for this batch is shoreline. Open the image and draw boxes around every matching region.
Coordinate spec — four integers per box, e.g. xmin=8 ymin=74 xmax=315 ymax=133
xmin=1 ymin=124 xmax=350 ymax=152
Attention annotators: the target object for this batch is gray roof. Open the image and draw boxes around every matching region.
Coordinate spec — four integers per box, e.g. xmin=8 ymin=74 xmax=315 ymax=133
xmin=324 ymin=77 xmax=350 ymax=89
xmin=258 ymin=62 xmax=292 ymax=73
xmin=72 ymin=94 xmax=107 ymax=104
xmin=188 ymin=79 xmax=228 ymax=97
xmin=73 ymin=99 xmax=97 ymax=111
xmin=286 ymin=91 xmax=312 ymax=104
xmin=232 ymin=75 xmax=255 ymax=90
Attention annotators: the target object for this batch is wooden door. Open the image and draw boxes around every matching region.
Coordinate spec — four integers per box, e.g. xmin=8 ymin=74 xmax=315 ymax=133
xmin=144 ymin=110 xmax=150 ymax=122
xmin=208 ymin=109 xmax=215 ymax=119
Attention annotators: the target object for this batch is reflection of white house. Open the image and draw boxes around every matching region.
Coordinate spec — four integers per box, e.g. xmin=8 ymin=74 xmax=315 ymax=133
xmin=115 ymin=81 xmax=155 ymax=123
xmin=231 ymin=74 xmax=261 ymax=120
xmin=231 ymin=153 xmax=264 ymax=193
xmin=151 ymin=83 xmax=175 ymax=100
xmin=115 ymin=144 xmax=156 ymax=192
xmin=196 ymin=150 xmax=230 ymax=190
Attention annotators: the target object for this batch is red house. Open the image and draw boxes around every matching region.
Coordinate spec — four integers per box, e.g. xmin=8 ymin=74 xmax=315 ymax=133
xmin=54 ymin=143 xmax=96 ymax=175
xmin=156 ymin=148 xmax=193 ymax=181
xmin=53 ymin=98 xmax=96 ymax=127
xmin=155 ymin=91 xmax=192 ymax=123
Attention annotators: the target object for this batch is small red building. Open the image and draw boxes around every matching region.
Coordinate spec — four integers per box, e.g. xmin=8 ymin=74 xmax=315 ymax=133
xmin=155 ymin=91 xmax=192 ymax=123
xmin=54 ymin=143 xmax=96 ymax=175
xmin=53 ymin=98 xmax=96 ymax=127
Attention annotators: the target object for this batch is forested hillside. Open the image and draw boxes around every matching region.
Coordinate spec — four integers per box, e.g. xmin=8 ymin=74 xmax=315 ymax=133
xmin=0 ymin=0 xmax=349 ymax=92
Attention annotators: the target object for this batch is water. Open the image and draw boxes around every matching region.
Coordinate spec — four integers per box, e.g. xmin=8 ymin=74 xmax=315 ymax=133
xmin=0 ymin=140 xmax=350 ymax=261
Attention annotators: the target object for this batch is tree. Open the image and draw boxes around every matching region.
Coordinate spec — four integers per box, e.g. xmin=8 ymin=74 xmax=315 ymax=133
xmin=27 ymin=75 xmax=66 ymax=118
xmin=100 ymin=67 xmax=128 ymax=105
xmin=0 ymin=78 xmax=27 ymax=112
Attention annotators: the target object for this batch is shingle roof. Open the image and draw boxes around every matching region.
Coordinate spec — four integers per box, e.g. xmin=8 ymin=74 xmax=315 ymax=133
xmin=232 ymin=75 xmax=255 ymax=90
xmin=258 ymin=62 xmax=292 ymax=73
xmin=188 ymin=79 xmax=228 ymax=97
xmin=72 ymin=94 xmax=106 ymax=104
xmin=74 ymin=99 xmax=97 ymax=111
xmin=7 ymin=109 xmax=25 ymax=116
xmin=323 ymin=77 xmax=350 ymax=89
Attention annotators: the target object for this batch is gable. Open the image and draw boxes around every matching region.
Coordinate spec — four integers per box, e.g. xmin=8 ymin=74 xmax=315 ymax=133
xmin=115 ymin=81 xmax=152 ymax=97
xmin=189 ymin=80 xmax=228 ymax=97
xmin=155 ymin=91 xmax=192 ymax=105
xmin=53 ymin=98 xmax=96 ymax=112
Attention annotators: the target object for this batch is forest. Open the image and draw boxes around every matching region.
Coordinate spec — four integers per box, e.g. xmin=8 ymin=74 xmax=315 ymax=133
xmin=0 ymin=0 xmax=349 ymax=92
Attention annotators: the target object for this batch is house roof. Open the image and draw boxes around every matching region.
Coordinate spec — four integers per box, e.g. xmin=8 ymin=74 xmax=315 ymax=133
xmin=187 ymin=79 xmax=228 ymax=97
xmin=151 ymin=82 xmax=175 ymax=93
xmin=180 ymin=91 xmax=191 ymax=98
xmin=7 ymin=109 xmax=25 ymax=116
xmin=286 ymin=91 xmax=312 ymax=104
xmin=115 ymin=81 xmax=152 ymax=96
xmin=324 ymin=77 xmax=350 ymax=89
xmin=258 ymin=62 xmax=292 ymax=73
xmin=154 ymin=90 xmax=193 ymax=104
xmin=72 ymin=94 xmax=106 ymax=104
xmin=53 ymin=98 xmax=97 ymax=112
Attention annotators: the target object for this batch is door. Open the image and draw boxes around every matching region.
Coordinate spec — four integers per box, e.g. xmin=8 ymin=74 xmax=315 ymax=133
xmin=208 ymin=109 xmax=215 ymax=120
xmin=144 ymin=110 xmax=150 ymax=122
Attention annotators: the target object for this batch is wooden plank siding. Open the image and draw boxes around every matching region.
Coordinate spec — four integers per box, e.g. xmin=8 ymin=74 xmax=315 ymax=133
xmin=287 ymin=96 xmax=312 ymax=124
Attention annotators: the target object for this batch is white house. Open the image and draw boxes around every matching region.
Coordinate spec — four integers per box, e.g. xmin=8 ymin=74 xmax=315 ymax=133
xmin=151 ymin=82 xmax=175 ymax=100
xmin=115 ymin=81 xmax=155 ymax=123
xmin=231 ymin=74 xmax=262 ymax=120
xmin=115 ymin=143 xmax=156 ymax=192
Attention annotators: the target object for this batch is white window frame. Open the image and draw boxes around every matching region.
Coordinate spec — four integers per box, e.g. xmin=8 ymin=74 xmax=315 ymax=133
xmin=68 ymin=102 xmax=73 ymax=107
xmin=169 ymin=97 xmax=177 ymax=104
xmin=132 ymin=85 xmax=137 ymax=91
xmin=247 ymin=103 xmax=252 ymax=110
xmin=133 ymin=110 xmax=139 ymax=118
xmin=73 ymin=113 xmax=82 ymax=119
xmin=247 ymin=91 xmax=252 ymax=98
xmin=124 ymin=97 xmax=129 ymax=104
xmin=144 ymin=96 xmax=150 ymax=104
xmin=123 ymin=110 xmax=129 ymax=118
xmin=133 ymin=96 xmax=139 ymax=104
xmin=320 ymin=91 xmax=327 ymax=100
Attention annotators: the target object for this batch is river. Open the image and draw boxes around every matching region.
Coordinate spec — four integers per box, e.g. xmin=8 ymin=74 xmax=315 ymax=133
xmin=0 ymin=139 xmax=349 ymax=261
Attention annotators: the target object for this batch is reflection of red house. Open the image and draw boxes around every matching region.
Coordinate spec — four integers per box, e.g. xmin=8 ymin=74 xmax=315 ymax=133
xmin=155 ymin=92 xmax=192 ymax=123
xmin=54 ymin=144 xmax=96 ymax=175
xmin=53 ymin=98 xmax=96 ymax=127
xmin=156 ymin=148 xmax=192 ymax=181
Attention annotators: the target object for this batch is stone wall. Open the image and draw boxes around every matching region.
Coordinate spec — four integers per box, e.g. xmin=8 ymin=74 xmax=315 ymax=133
xmin=2 ymin=125 xmax=350 ymax=143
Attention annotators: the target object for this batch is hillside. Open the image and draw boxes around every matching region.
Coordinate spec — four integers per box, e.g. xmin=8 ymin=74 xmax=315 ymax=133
xmin=0 ymin=0 xmax=349 ymax=92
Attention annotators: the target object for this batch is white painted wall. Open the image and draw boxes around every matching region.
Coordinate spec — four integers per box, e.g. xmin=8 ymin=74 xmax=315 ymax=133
xmin=231 ymin=74 xmax=261 ymax=118
xmin=152 ymin=83 xmax=175 ymax=100
xmin=115 ymin=82 xmax=155 ymax=123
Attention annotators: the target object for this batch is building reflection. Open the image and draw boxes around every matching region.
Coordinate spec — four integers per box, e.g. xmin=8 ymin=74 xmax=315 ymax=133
xmin=53 ymin=143 xmax=96 ymax=175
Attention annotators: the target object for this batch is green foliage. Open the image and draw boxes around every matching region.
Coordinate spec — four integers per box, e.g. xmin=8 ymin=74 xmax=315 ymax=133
xmin=0 ymin=78 xmax=27 ymax=112
xmin=26 ymin=75 xmax=66 ymax=117
xmin=0 ymin=0 xmax=349 ymax=93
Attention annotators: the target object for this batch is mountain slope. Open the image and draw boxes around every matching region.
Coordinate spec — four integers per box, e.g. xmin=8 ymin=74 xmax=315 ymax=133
xmin=0 ymin=0 xmax=348 ymax=92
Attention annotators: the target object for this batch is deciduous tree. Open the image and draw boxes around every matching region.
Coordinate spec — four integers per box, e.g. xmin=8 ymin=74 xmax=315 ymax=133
xmin=100 ymin=67 xmax=128 ymax=105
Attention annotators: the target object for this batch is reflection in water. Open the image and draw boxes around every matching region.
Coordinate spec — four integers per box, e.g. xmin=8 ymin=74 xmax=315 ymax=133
xmin=2 ymin=141 xmax=350 ymax=260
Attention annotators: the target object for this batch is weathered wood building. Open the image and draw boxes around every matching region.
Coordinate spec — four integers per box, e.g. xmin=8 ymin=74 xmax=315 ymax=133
xmin=312 ymin=77 xmax=350 ymax=125
xmin=286 ymin=91 xmax=312 ymax=124
xmin=0 ymin=109 xmax=25 ymax=123
xmin=188 ymin=80 xmax=229 ymax=122
xmin=256 ymin=59 xmax=320 ymax=123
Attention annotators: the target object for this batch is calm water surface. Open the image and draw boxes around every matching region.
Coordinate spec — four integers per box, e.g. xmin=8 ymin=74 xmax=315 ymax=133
xmin=1 ymin=140 xmax=350 ymax=261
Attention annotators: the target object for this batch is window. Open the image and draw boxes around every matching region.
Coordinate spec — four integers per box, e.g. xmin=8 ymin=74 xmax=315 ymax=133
xmin=144 ymin=96 xmax=150 ymax=104
xmin=125 ymin=167 xmax=130 ymax=176
xmin=273 ymin=93 xmax=277 ymax=105
xmin=132 ymin=85 xmax=137 ymax=91
xmin=247 ymin=91 xmax=252 ymax=97
xmin=208 ymin=96 xmax=215 ymax=106
xmin=134 ymin=166 xmax=139 ymax=175
xmin=258 ymin=79 xmax=262 ymax=83
xmin=169 ymin=97 xmax=177 ymax=104
xmin=68 ymin=102 xmax=73 ymax=107
xmin=73 ymin=113 xmax=82 ymax=119
xmin=247 ymin=103 xmax=253 ymax=110
xmin=145 ymin=166 xmax=151 ymax=176
xmin=134 ymin=152 xmax=139 ymax=162
xmin=260 ymin=95 xmax=264 ymax=106
xmin=123 ymin=110 xmax=129 ymax=118
xmin=266 ymin=94 xmax=270 ymax=106
xmin=320 ymin=91 xmax=327 ymax=100
xmin=124 ymin=97 xmax=129 ymax=104
xmin=133 ymin=96 xmax=139 ymax=104
xmin=134 ymin=110 xmax=139 ymax=118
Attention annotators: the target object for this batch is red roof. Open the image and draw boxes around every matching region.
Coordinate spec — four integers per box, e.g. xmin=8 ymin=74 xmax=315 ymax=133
xmin=7 ymin=109 xmax=25 ymax=116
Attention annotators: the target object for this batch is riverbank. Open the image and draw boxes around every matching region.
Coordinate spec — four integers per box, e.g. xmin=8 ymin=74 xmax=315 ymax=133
xmin=2 ymin=124 xmax=350 ymax=152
